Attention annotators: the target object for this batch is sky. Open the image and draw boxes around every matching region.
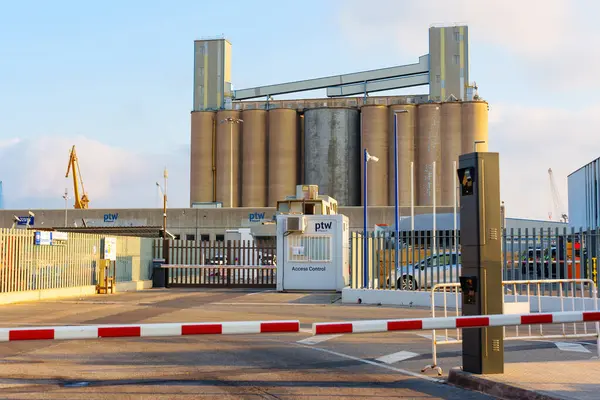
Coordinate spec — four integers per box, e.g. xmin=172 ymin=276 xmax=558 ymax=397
xmin=1 ymin=0 xmax=598 ymax=220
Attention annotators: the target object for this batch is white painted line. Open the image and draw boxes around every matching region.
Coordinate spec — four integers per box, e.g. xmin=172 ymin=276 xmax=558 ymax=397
xmin=299 ymin=328 xmax=313 ymax=334
xmin=141 ymin=323 xmax=181 ymax=337
xmin=0 ymin=329 xmax=8 ymax=342
xmin=489 ymin=314 xmax=520 ymax=327
xmin=222 ymin=321 xmax=261 ymax=334
xmin=416 ymin=333 xmax=460 ymax=343
xmin=54 ymin=326 xmax=98 ymax=340
xmin=352 ymin=320 xmax=387 ymax=333
xmin=297 ymin=334 xmax=343 ymax=345
xmin=295 ymin=343 xmax=443 ymax=383
xmin=211 ymin=302 xmax=326 ymax=307
xmin=422 ymin=317 xmax=455 ymax=330
xmin=552 ymin=312 xmax=583 ymax=324
xmin=376 ymin=351 xmax=419 ymax=364
xmin=555 ymin=342 xmax=591 ymax=353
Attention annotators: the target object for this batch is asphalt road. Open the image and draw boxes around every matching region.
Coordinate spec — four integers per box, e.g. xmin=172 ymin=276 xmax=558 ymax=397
xmin=0 ymin=289 xmax=597 ymax=399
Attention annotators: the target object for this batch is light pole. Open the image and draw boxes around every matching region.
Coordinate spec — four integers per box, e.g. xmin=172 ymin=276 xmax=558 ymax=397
xmin=156 ymin=167 xmax=168 ymax=241
xmin=393 ymin=109 xmax=408 ymax=274
xmin=62 ymin=188 xmax=69 ymax=227
xmin=219 ymin=117 xmax=243 ymax=207
xmin=363 ymin=149 xmax=379 ymax=288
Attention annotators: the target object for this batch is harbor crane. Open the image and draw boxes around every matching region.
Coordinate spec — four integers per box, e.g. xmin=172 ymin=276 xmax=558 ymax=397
xmin=65 ymin=145 xmax=90 ymax=209
xmin=548 ymin=168 xmax=567 ymax=222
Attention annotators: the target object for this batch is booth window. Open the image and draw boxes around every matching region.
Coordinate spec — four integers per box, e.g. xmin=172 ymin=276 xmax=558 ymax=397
xmin=304 ymin=203 xmax=315 ymax=215
xmin=186 ymin=234 xmax=195 ymax=241
xmin=287 ymin=235 xmax=331 ymax=262
xmin=200 ymin=234 xmax=210 ymax=242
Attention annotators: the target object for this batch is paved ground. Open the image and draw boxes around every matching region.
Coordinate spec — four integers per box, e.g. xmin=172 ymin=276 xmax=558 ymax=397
xmin=0 ymin=288 xmax=598 ymax=399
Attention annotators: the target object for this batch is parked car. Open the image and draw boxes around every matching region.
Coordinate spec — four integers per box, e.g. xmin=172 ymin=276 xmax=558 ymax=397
xmin=395 ymin=252 xmax=462 ymax=290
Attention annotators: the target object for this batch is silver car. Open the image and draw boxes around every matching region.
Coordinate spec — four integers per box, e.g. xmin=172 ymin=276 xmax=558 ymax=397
xmin=395 ymin=252 xmax=462 ymax=290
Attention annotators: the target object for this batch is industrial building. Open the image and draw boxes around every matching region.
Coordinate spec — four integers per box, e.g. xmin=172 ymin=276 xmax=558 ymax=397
xmin=568 ymin=157 xmax=600 ymax=228
xmin=0 ymin=206 xmax=565 ymax=241
xmin=190 ymin=25 xmax=488 ymax=209
xmin=1 ymin=25 xmax=510 ymax=237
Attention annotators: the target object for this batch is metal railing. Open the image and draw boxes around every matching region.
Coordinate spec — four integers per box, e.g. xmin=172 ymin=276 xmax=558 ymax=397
xmin=350 ymin=227 xmax=599 ymax=290
xmin=421 ymin=279 xmax=599 ymax=376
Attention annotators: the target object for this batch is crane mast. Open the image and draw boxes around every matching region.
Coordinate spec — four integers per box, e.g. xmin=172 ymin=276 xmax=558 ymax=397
xmin=548 ymin=168 xmax=567 ymax=222
xmin=65 ymin=145 xmax=90 ymax=209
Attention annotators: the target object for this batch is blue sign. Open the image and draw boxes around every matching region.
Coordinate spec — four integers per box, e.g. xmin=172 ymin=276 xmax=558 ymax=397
xmin=248 ymin=212 xmax=265 ymax=222
xmin=104 ymin=213 xmax=119 ymax=223
xmin=16 ymin=216 xmax=34 ymax=226
xmin=34 ymin=231 xmax=52 ymax=245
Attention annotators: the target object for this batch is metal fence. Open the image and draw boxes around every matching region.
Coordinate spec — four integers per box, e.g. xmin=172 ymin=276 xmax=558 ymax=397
xmin=350 ymin=227 xmax=599 ymax=290
xmin=153 ymin=239 xmax=278 ymax=288
xmin=0 ymin=229 xmax=101 ymax=293
xmin=0 ymin=229 xmax=154 ymax=294
xmin=421 ymin=279 xmax=599 ymax=375
xmin=153 ymin=239 xmax=277 ymax=267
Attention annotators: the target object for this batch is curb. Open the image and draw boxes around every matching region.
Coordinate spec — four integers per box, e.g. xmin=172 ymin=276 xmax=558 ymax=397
xmin=447 ymin=368 xmax=563 ymax=400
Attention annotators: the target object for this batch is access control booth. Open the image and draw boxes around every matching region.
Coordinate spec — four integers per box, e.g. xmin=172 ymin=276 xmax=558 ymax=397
xmin=275 ymin=213 xmax=350 ymax=291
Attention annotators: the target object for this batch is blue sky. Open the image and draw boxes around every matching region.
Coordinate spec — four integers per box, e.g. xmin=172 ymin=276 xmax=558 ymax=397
xmin=1 ymin=0 xmax=599 ymax=220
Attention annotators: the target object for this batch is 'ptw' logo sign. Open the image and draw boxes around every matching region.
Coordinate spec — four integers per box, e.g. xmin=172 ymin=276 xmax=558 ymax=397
xmin=315 ymin=222 xmax=332 ymax=232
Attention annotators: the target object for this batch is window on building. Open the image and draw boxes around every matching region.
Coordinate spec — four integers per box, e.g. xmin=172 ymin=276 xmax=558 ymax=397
xmin=453 ymin=55 xmax=460 ymax=65
xmin=174 ymin=234 xmax=181 ymax=240
xmin=186 ymin=234 xmax=195 ymax=241
xmin=216 ymin=234 xmax=225 ymax=242
xmin=304 ymin=203 xmax=315 ymax=215
xmin=200 ymin=234 xmax=210 ymax=242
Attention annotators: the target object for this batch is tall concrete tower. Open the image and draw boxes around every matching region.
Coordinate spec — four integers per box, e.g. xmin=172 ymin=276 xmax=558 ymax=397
xmin=192 ymin=38 xmax=232 ymax=111
xmin=428 ymin=25 xmax=469 ymax=101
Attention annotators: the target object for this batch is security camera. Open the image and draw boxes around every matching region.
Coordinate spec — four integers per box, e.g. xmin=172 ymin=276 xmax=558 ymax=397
xmin=28 ymin=211 xmax=35 ymax=217
xmin=13 ymin=215 xmax=20 ymax=222
xmin=371 ymin=156 xmax=379 ymax=162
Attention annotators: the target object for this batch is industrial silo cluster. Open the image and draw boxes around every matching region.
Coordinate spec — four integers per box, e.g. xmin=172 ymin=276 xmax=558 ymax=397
xmin=189 ymin=99 xmax=488 ymax=208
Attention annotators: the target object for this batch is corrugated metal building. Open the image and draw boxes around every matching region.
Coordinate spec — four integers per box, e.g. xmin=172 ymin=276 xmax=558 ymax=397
xmin=568 ymin=156 xmax=600 ymax=229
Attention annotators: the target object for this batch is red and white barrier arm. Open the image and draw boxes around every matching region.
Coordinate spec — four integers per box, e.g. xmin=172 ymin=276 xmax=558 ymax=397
xmin=312 ymin=311 xmax=600 ymax=335
xmin=0 ymin=320 xmax=300 ymax=342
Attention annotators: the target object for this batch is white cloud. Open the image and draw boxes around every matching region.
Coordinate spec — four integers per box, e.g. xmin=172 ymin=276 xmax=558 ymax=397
xmin=0 ymin=136 xmax=189 ymax=209
xmin=337 ymin=0 xmax=600 ymax=90
xmin=489 ymin=102 xmax=600 ymax=220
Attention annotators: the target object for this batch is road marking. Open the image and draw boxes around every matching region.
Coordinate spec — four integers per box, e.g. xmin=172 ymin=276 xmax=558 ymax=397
xmin=376 ymin=351 xmax=420 ymax=364
xmin=554 ymin=341 xmax=591 ymax=353
xmin=211 ymin=302 xmax=328 ymax=307
xmin=294 ymin=343 xmax=443 ymax=383
xmin=297 ymin=334 xmax=343 ymax=345
xmin=299 ymin=328 xmax=313 ymax=334
xmin=417 ymin=333 xmax=460 ymax=342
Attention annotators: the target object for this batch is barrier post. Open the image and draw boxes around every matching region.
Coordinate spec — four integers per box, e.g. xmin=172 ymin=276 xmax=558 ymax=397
xmin=457 ymin=151 xmax=504 ymax=374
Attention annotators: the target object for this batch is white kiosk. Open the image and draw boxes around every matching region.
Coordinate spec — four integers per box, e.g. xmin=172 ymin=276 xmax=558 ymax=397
xmin=275 ymin=186 xmax=350 ymax=291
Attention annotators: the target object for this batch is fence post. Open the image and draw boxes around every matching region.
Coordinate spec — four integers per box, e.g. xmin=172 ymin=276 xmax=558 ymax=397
xmin=163 ymin=239 xmax=170 ymax=287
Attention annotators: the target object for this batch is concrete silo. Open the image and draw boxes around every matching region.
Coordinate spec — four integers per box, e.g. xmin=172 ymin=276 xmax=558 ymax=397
xmin=190 ymin=111 xmax=216 ymax=205
xmin=268 ymin=108 xmax=299 ymax=206
xmin=241 ymin=109 xmax=268 ymax=207
xmin=416 ymin=103 xmax=442 ymax=207
xmin=361 ymin=105 xmax=389 ymax=206
xmin=304 ymin=107 xmax=361 ymax=206
xmin=388 ymin=104 xmax=417 ymax=207
xmin=461 ymin=101 xmax=489 ymax=154
xmin=441 ymin=102 xmax=462 ymax=206
xmin=216 ymin=110 xmax=242 ymax=207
